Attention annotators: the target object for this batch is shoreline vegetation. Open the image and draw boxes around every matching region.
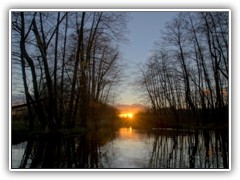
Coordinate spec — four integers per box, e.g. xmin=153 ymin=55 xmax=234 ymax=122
xmin=12 ymin=107 xmax=228 ymax=145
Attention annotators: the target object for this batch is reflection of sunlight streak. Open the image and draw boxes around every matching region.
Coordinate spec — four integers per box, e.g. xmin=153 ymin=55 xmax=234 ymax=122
xmin=118 ymin=127 xmax=139 ymax=139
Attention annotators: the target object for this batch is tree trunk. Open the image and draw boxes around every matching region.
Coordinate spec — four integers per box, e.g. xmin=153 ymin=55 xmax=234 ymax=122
xmin=32 ymin=15 xmax=55 ymax=128
xmin=67 ymin=12 xmax=85 ymax=128
xmin=20 ymin=12 xmax=47 ymax=129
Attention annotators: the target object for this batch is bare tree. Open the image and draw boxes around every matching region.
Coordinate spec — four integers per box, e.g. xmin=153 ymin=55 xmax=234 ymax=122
xmin=12 ymin=11 xmax=128 ymax=130
xmin=139 ymin=11 xmax=229 ymax=127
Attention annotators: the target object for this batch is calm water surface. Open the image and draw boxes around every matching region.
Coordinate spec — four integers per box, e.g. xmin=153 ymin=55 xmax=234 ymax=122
xmin=12 ymin=127 xmax=228 ymax=169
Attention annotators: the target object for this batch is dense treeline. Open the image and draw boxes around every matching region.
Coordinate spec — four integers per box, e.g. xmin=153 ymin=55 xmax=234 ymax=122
xmin=12 ymin=11 xmax=128 ymax=130
xmin=139 ymin=12 xmax=229 ymax=128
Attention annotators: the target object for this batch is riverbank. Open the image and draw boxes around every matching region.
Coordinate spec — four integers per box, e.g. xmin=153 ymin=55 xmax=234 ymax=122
xmin=11 ymin=119 xmax=119 ymax=144
xmin=12 ymin=126 xmax=87 ymax=145
xmin=12 ymin=116 xmax=228 ymax=145
xmin=131 ymin=110 xmax=229 ymax=131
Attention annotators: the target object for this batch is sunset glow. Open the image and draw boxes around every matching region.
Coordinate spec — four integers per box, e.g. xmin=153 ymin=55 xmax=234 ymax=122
xmin=119 ymin=113 xmax=134 ymax=119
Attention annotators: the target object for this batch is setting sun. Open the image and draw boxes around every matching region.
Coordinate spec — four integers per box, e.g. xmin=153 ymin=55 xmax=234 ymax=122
xmin=119 ymin=113 xmax=134 ymax=119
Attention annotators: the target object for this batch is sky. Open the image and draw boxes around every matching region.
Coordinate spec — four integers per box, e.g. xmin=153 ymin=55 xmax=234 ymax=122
xmin=117 ymin=11 xmax=177 ymax=105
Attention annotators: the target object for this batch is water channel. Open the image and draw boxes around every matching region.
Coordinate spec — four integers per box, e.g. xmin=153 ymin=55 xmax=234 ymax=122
xmin=11 ymin=127 xmax=229 ymax=169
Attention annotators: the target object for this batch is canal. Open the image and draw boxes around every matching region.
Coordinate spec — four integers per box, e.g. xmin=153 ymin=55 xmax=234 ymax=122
xmin=11 ymin=127 xmax=229 ymax=169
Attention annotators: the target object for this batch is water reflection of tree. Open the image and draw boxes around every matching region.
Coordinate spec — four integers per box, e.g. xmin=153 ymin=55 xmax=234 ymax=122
xmin=18 ymin=129 xmax=114 ymax=168
xmin=149 ymin=130 xmax=228 ymax=168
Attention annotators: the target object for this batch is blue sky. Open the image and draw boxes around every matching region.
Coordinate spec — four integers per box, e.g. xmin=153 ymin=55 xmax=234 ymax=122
xmin=117 ymin=11 xmax=177 ymax=105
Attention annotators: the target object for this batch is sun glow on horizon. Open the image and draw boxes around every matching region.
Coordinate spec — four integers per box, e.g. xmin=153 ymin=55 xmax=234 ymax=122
xmin=119 ymin=113 xmax=134 ymax=119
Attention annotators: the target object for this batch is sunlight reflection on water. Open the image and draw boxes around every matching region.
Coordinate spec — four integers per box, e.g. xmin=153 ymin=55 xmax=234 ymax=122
xmin=102 ymin=127 xmax=153 ymax=168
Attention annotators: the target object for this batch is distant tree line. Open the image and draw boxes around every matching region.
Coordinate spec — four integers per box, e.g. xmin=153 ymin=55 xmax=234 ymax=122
xmin=12 ymin=11 xmax=128 ymax=130
xmin=139 ymin=12 xmax=229 ymax=127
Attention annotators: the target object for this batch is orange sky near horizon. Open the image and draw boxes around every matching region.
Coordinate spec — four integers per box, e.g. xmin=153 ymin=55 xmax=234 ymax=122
xmin=116 ymin=104 xmax=146 ymax=115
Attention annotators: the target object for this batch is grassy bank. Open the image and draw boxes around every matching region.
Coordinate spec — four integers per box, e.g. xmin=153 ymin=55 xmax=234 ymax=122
xmin=11 ymin=120 xmax=87 ymax=144
xmin=11 ymin=117 xmax=119 ymax=144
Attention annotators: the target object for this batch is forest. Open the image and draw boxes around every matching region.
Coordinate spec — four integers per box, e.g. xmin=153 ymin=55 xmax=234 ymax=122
xmin=139 ymin=12 xmax=229 ymax=129
xmin=12 ymin=11 xmax=128 ymax=133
